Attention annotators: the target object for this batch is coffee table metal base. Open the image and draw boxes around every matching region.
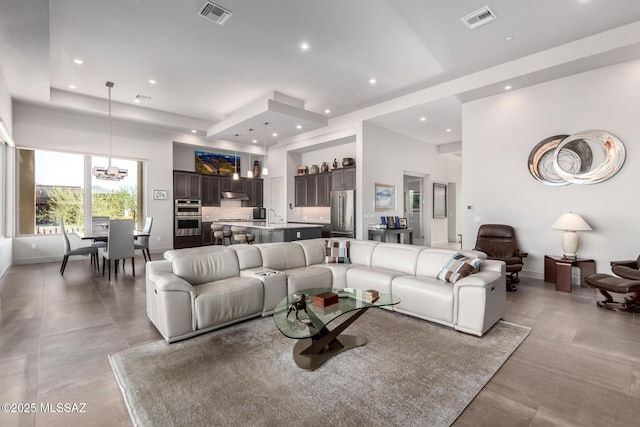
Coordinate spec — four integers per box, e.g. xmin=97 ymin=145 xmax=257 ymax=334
xmin=292 ymin=306 xmax=369 ymax=370
xmin=293 ymin=335 xmax=366 ymax=370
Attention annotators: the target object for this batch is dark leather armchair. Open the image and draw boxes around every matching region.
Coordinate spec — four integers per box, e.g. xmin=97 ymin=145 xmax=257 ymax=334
xmin=474 ymin=224 xmax=528 ymax=291
xmin=584 ymin=256 xmax=640 ymax=312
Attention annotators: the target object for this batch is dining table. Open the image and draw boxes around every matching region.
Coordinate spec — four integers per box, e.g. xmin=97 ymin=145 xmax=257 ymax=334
xmin=79 ymin=229 xmax=150 ymax=242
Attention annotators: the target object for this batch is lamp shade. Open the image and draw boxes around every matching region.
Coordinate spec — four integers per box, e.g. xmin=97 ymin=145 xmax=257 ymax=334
xmin=552 ymin=212 xmax=592 ymax=259
xmin=551 ymin=212 xmax=592 ymax=231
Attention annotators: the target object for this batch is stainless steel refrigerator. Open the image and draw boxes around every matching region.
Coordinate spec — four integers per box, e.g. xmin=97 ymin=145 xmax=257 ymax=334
xmin=330 ymin=190 xmax=355 ymax=238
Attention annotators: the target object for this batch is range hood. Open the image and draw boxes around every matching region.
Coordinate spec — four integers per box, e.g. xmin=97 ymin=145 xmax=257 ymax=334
xmin=221 ymin=191 xmax=249 ymax=200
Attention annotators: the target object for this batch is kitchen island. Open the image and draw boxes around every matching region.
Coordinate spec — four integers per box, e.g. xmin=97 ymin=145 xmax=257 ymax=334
xmin=213 ymin=221 xmax=322 ymax=243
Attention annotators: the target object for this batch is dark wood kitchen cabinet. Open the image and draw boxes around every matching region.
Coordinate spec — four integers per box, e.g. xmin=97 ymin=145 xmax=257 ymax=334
xmin=242 ymin=179 xmax=263 ymax=207
xmin=331 ymin=166 xmax=356 ymax=190
xmin=220 ymin=176 xmax=245 ymax=193
xmin=202 ymin=175 xmax=221 ymax=206
xmin=174 ymin=171 xmax=202 ymax=199
xmin=315 ymin=173 xmax=331 ymax=206
xmin=295 ymin=173 xmax=331 ymax=207
xmin=201 ymin=222 xmax=213 ymax=245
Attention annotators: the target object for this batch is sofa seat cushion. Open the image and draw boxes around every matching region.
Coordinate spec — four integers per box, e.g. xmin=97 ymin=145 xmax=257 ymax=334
xmin=193 ymin=277 xmax=263 ymax=330
xmin=392 ymin=276 xmax=454 ymax=324
xmin=284 ymin=266 xmax=332 ymax=294
xmin=346 ymin=266 xmax=404 ymax=294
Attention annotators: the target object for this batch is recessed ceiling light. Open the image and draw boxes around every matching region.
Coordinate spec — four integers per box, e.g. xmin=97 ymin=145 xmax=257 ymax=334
xmin=148 ymin=79 xmax=157 ymax=85
xmin=68 ymin=84 xmax=77 ymax=89
xmin=134 ymin=99 xmax=141 ymax=103
xmin=446 ymin=128 xmax=452 ymax=133
xmin=272 ymin=133 xmax=278 ymax=137
xmin=300 ymin=41 xmax=310 ymax=51
xmin=73 ymin=59 xmax=83 ymax=65
xmin=369 ymin=78 xmax=377 ymax=85
xmin=324 ymin=109 xmax=331 ymax=114
xmin=191 ymin=130 xmax=197 ymax=133
xmin=296 ymin=124 xmax=302 ymax=129
xmin=420 ymin=117 xmax=426 ymax=122
xmin=505 ymin=36 xmax=514 ymax=41
xmin=252 ymin=139 xmax=257 ymax=144
xmin=504 ymin=85 xmax=512 ymax=90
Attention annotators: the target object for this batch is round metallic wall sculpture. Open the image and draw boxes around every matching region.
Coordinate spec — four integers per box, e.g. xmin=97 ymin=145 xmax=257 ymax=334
xmin=528 ymin=130 xmax=624 ymax=185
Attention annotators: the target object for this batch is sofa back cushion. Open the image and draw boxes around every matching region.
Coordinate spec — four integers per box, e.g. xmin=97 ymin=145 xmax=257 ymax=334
xmin=230 ymin=245 xmax=263 ymax=270
xmin=348 ymin=240 xmax=379 ymax=266
xmin=164 ymin=245 xmax=228 ymax=262
xmin=257 ymin=242 xmax=306 ymax=270
xmin=293 ymin=239 xmax=327 ymax=266
xmin=172 ymin=249 xmax=240 ymax=285
xmin=371 ymin=243 xmax=423 ymax=275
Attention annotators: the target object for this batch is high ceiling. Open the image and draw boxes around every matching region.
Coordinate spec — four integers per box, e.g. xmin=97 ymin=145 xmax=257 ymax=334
xmin=2 ymin=0 xmax=640 ymax=147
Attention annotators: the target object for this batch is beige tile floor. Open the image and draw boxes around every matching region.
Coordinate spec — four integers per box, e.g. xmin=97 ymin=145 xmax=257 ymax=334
xmin=0 ymin=256 xmax=638 ymax=426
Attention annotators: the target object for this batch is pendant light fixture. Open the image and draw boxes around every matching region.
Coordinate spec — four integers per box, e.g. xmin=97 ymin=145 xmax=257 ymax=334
xmin=262 ymin=122 xmax=269 ymax=176
xmin=92 ymin=81 xmax=128 ymax=181
xmin=246 ymin=128 xmax=254 ymax=178
xmin=233 ymin=133 xmax=240 ymax=180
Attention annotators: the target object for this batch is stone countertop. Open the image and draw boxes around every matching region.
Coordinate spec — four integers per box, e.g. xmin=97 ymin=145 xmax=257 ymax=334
xmin=212 ymin=221 xmax=322 ymax=230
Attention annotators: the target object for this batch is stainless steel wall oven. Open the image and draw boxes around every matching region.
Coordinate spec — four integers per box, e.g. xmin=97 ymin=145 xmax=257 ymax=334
xmin=174 ymin=199 xmax=202 ymax=236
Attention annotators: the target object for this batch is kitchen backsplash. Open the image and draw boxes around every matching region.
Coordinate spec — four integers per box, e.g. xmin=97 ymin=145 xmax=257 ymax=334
xmin=287 ymin=206 xmax=330 ymax=224
xmin=202 ymin=200 xmax=254 ymax=221
xmin=203 ymin=202 xmax=330 ymax=224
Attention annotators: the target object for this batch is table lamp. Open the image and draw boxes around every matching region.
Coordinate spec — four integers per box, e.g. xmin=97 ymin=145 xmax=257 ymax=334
xmin=551 ymin=212 xmax=593 ymax=259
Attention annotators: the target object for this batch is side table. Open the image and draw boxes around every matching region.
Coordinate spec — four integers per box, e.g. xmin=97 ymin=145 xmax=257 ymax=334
xmin=544 ymin=255 xmax=595 ymax=292
xmin=367 ymin=228 xmax=413 ymax=244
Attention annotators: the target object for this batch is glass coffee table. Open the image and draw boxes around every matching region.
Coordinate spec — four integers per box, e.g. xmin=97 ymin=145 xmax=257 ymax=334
xmin=273 ymin=287 xmax=400 ymax=370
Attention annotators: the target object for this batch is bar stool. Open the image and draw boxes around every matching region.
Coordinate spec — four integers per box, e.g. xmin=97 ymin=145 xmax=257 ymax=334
xmin=211 ymin=224 xmax=227 ymax=245
xmin=231 ymin=226 xmax=255 ymax=244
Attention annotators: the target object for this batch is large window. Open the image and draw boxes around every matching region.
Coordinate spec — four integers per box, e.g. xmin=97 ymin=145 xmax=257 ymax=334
xmin=18 ymin=149 xmax=142 ymax=236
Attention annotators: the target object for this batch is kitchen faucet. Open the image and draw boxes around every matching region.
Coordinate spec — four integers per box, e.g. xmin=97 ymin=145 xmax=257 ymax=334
xmin=267 ymin=209 xmax=277 ymax=226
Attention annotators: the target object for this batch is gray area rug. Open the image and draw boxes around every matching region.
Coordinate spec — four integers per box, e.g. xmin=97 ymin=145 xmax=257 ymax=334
xmin=110 ymin=310 xmax=530 ymax=427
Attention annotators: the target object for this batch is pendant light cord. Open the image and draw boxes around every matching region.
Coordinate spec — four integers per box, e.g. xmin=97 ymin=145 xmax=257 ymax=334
xmin=107 ymin=81 xmax=113 ymax=168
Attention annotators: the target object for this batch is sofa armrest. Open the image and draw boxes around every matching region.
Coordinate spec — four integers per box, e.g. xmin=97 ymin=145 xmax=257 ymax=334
xmin=453 ymin=270 xmax=502 ymax=289
xmin=151 ymin=272 xmax=196 ymax=294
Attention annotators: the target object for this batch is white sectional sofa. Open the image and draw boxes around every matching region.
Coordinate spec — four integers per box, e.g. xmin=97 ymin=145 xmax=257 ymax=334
xmin=146 ymin=239 xmax=506 ymax=343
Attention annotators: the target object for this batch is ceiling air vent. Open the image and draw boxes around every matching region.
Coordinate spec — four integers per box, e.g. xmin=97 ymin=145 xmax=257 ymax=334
xmin=461 ymin=6 xmax=497 ymax=29
xmin=134 ymin=94 xmax=152 ymax=103
xmin=198 ymin=1 xmax=233 ymax=25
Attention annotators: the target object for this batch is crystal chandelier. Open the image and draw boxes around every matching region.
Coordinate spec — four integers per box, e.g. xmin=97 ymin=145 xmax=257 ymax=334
xmin=92 ymin=81 xmax=128 ymax=181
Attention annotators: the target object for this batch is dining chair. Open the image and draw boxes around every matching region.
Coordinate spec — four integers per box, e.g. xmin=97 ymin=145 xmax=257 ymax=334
xmin=91 ymin=216 xmax=110 ymax=251
xmin=103 ymin=219 xmax=135 ymax=280
xmin=60 ymin=219 xmax=99 ymax=275
xmin=134 ymin=217 xmax=153 ymax=262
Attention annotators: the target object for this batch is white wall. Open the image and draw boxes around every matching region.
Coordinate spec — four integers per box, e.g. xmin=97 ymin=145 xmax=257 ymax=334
xmin=362 ymin=122 xmax=452 ymax=243
xmin=462 ymin=59 xmax=640 ymax=277
xmin=0 ymin=66 xmax=13 ymax=279
xmin=12 ymin=102 xmax=176 ymax=263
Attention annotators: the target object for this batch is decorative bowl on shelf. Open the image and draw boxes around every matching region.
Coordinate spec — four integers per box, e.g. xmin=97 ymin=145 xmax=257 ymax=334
xmin=342 ymin=157 xmax=355 ymax=167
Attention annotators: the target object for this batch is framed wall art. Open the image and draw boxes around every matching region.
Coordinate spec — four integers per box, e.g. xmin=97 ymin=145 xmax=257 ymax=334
xmin=195 ymin=151 xmax=239 ymax=176
xmin=153 ymin=190 xmax=168 ymax=200
xmin=374 ymin=183 xmax=396 ymax=211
